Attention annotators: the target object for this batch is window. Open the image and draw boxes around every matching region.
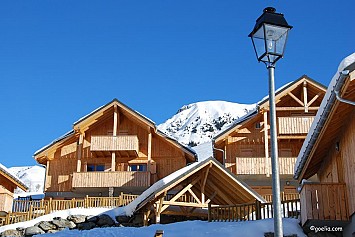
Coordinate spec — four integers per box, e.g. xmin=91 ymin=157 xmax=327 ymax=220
xmin=87 ymin=164 xmax=105 ymax=172
xmin=255 ymin=122 xmax=261 ymax=129
xmin=129 ymin=164 xmax=147 ymax=172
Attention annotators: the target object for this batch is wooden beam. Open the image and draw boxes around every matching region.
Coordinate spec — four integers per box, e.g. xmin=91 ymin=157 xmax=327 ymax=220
xmin=303 ymin=81 xmax=308 ymax=112
xmin=265 ymin=106 xmax=319 ymax=111
xmin=206 ymin=191 xmax=217 ymax=204
xmin=263 ymin=112 xmax=270 ymax=177
xmin=188 ymin=188 xmax=201 ymax=204
xmin=169 ymin=177 xmax=200 ymax=203
xmin=113 ymin=104 xmax=118 ymax=136
xmin=206 ymin=180 xmax=234 ymax=205
xmin=147 ymin=132 xmax=152 ymax=175
xmin=111 ymin=152 xmax=116 ymax=171
xmin=161 ymin=201 xmax=208 ymax=208
xmin=307 ymin=93 xmax=321 ymax=107
xmin=76 ymin=133 xmax=84 ymax=172
xmin=201 ymin=163 xmax=212 ymax=203
xmin=288 ymin=92 xmax=304 ymax=106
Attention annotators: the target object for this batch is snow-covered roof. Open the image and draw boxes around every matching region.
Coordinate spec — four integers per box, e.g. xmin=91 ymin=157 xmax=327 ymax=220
xmin=294 ymin=53 xmax=355 ymax=179
xmin=119 ymin=157 xmax=265 ymax=217
xmin=0 ymin=163 xmax=28 ymax=191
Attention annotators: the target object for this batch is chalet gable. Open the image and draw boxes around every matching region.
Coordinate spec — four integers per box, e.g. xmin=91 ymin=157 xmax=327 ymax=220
xmin=214 ymin=75 xmax=326 ymax=144
xmin=295 ymin=60 xmax=355 ymax=181
xmin=34 ymin=99 xmax=196 ymax=163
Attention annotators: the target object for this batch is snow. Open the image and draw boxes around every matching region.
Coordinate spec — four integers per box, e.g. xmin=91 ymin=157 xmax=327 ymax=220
xmin=0 ymin=207 xmax=113 ymax=232
xmin=158 ymin=101 xmax=256 ymax=147
xmin=8 ymin=166 xmax=45 ymax=198
xmin=294 ymin=52 xmax=355 ymax=177
xmin=192 ymin=142 xmax=213 ymax=161
xmin=0 ymin=206 xmax=305 ymax=237
xmin=36 ymin=218 xmax=305 ymax=237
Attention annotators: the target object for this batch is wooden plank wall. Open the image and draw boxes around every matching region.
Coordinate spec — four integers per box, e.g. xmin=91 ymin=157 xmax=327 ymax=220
xmin=318 ymin=113 xmax=355 ymax=216
xmin=45 ymin=108 xmax=188 ymax=193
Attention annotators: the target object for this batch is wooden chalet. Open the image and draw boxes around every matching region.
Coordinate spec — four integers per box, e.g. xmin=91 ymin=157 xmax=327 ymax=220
xmin=213 ymin=75 xmax=326 ymax=198
xmin=34 ymin=99 xmax=196 ymax=199
xmin=294 ymin=58 xmax=355 ymax=235
xmin=130 ymin=157 xmax=264 ymax=225
xmin=0 ymin=164 xmax=27 ymax=212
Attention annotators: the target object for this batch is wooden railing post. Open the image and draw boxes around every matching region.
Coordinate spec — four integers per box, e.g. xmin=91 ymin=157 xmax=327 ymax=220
xmin=85 ymin=195 xmax=88 ymax=208
xmin=255 ymin=200 xmax=261 ymax=220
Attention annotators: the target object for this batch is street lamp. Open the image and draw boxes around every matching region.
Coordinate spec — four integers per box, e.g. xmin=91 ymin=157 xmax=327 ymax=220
xmin=249 ymin=7 xmax=292 ymax=237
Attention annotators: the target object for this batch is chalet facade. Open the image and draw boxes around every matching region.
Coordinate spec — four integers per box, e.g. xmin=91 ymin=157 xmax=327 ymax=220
xmin=294 ymin=57 xmax=355 ymax=236
xmin=34 ymin=99 xmax=196 ymax=199
xmin=0 ymin=164 xmax=27 ymax=212
xmin=213 ymin=75 xmax=326 ymax=198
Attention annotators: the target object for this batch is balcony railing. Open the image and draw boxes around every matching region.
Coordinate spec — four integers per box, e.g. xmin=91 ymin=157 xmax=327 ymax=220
xmin=278 ymin=116 xmax=314 ymax=134
xmin=91 ymin=135 xmax=139 ymax=156
xmin=72 ymin=171 xmax=150 ymax=188
xmin=236 ymin=157 xmax=297 ymax=175
xmin=300 ymin=183 xmax=349 ymax=226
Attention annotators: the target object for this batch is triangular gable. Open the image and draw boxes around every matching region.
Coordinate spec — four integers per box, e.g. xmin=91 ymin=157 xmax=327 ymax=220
xmin=73 ymin=98 xmax=155 ymax=133
xmin=257 ymin=75 xmax=326 ymax=110
xmin=122 ymin=157 xmax=265 ymax=221
xmin=0 ymin=163 xmax=27 ymax=191
xmin=295 ymin=58 xmax=355 ymax=180
xmin=214 ymin=75 xmax=326 ymax=143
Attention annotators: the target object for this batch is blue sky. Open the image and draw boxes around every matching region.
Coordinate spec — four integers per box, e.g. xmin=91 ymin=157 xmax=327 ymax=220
xmin=0 ymin=1 xmax=353 ymax=167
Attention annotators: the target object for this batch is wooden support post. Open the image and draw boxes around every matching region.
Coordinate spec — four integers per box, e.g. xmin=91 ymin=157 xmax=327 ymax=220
xmin=208 ymin=202 xmax=212 ymax=222
xmin=255 ymin=200 xmax=261 ymax=220
xmin=45 ymin=160 xmax=50 ymax=191
xmin=263 ymin=112 xmax=270 ymax=177
xmin=111 ymin=152 xmax=116 ymax=171
xmin=76 ymin=133 xmax=84 ymax=172
xmin=113 ymin=105 xmax=118 ymax=136
xmin=303 ymin=81 xmax=308 ymax=112
xmin=147 ymin=131 xmax=152 ymax=184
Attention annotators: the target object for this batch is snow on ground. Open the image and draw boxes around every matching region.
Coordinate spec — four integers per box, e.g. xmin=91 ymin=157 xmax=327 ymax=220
xmin=8 ymin=166 xmax=45 ymax=198
xmin=36 ymin=218 xmax=305 ymax=237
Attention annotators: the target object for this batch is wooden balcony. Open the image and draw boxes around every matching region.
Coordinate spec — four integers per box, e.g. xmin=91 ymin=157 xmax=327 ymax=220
xmin=72 ymin=171 xmax=150 ymax=188
xmin=278 ymin=116 xmax=314 ymax=135
xmin=91 ymin=135 xmax=139 ymax=157
xmin=300 ymin=183 xmax=349 ymax=227
xmin=236 ymin=157 xmax=297 ymax=175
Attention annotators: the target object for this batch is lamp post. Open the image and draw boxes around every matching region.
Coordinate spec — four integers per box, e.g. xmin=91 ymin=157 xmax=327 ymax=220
xmin=249 ymin=7 xmax=292 ymax=237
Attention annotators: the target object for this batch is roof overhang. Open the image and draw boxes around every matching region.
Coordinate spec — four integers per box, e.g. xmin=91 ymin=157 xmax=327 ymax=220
xmin=294 ymin=60 xmax=355 ymax=181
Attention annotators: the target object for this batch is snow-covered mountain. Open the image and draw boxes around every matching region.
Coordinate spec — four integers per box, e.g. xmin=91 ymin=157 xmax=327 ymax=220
xmin=158 ymin=101 xmax=256 ymax=147
xmin=8 ymin=166 xmax=45 ymax=198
